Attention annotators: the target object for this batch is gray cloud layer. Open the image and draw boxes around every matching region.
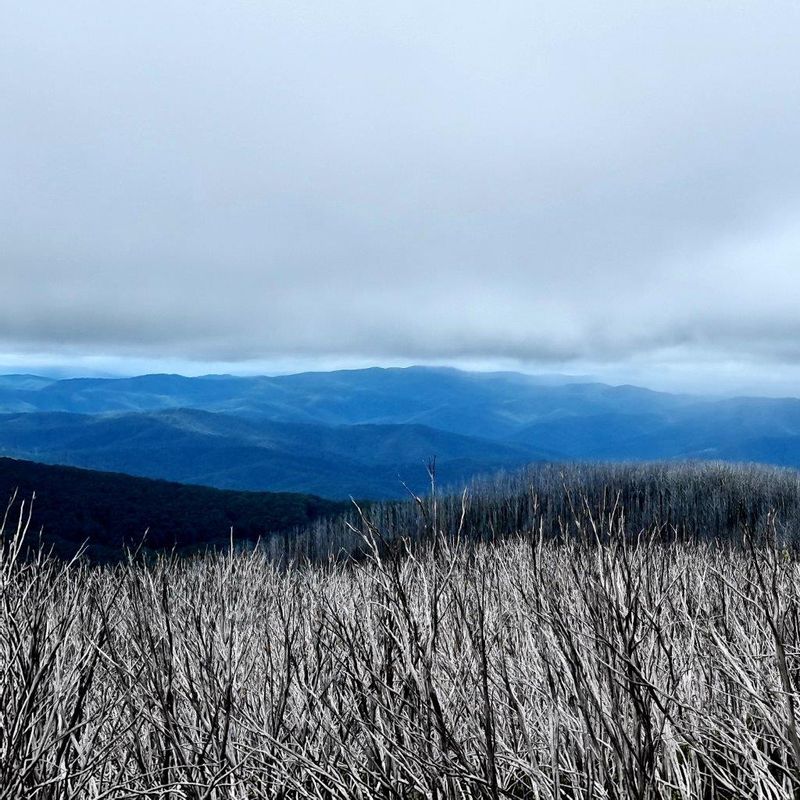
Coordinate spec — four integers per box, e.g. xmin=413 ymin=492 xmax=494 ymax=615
xmin=3 ymin=1 xmax=800 ymax=388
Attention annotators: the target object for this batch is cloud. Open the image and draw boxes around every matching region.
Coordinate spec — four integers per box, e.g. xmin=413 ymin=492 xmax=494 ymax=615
xmin=2 ymin=0 xmax=800 ymax=392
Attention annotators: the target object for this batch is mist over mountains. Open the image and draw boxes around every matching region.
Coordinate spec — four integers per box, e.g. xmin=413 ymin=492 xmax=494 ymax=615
xmin=1 ymin=366 xmax=800 ymax=498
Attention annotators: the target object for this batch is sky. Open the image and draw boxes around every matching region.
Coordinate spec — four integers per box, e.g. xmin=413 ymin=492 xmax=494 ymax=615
xmin=3 ymin=1 xmax=800 ymax=395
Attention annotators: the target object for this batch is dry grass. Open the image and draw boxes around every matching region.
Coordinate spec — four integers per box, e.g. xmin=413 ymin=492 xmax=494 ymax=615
xmin=2 ymin=481 xmax=800 ymax=798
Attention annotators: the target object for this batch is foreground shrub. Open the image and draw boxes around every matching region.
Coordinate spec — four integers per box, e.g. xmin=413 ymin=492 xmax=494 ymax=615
xmin=2 ymin=484 xmax=800 ymax=798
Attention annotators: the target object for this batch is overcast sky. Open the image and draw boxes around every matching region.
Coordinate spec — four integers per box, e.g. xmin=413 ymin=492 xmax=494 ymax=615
xmin=3 ymin=1 xmax=800 ymax=394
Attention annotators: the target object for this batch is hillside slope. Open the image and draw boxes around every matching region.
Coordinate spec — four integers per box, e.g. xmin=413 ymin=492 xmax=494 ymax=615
xmin=0 ymin=457 xmax=344 ymax=561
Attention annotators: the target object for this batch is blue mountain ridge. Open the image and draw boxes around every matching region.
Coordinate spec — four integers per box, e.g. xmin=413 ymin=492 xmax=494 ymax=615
xmin=1 ymin=366 xmax=799 ymax=498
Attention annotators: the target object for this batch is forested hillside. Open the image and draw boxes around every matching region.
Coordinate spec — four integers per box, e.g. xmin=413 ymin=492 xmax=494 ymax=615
xmin=0 ymin=457 xmax=344 ymax=561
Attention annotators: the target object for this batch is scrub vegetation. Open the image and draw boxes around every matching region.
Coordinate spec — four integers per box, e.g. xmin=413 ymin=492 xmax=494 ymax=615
xmin=3 ymin=462 xmax=800 ymax=798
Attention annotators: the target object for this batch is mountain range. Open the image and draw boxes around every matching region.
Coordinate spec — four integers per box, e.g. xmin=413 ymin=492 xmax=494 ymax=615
xmin=1 ymin=366 xmax=800 ymax=497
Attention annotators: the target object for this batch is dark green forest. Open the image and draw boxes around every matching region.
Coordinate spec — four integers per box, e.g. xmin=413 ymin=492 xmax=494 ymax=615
xmin=0 ymin=457 xmax=345 ymax=561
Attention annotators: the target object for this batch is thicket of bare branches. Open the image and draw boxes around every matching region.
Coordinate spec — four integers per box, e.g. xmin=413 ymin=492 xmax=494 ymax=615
xmin=3 ymin=464 xmax=800 ymax=798
xmin=283 ymin=461 xmax=800 ymax=562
